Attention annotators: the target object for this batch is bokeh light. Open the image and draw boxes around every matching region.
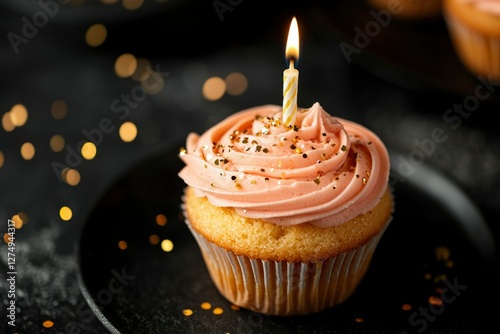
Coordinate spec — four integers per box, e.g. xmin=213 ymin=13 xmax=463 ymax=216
xmin=225 ymin=72 xmax=248 ymax=96
xmin=9 ymin=104 xmax=28 ymax=127
xmin=115 ymin=53 xmax=137 ymax=78
xmin=59 ymin=206 xmax=72 ymax=221
xmin=81 ymin=142 xmax=97 ymax=160
xmin=119 ymin=121 xmax=137 ymax=142
xmin=122 ymin=0 xmax=144 ymax=10
xmin=51 ymin=100 xmax=68 ymax=120
xmin=161 ymin=239 xmax=174 ymax=252
xmin=20 ymin=142 xmax=35 ymax=160
xmin=50 ymin=135 xmax=65 ymax=152
xmin=202 ymin=77 xmax=226 ymax=101
xmin=85 ymin=23 xmax=107 ymax=47
xmin=62 ymin=168 xmax=81 ymax=186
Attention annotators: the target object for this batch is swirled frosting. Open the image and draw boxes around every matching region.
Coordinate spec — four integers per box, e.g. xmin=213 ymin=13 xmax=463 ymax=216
xmin=461 ymin=0 xmax=500 ymax=15
xmin=178 ymin=102 xmax=390 ymax=228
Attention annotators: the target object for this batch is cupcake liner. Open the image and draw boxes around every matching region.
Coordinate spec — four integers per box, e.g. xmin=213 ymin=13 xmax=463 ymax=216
xmin=444 ymin=13 xmax=500 ymax=80
xmin=182 ymin=200 xmax=392 ymax=316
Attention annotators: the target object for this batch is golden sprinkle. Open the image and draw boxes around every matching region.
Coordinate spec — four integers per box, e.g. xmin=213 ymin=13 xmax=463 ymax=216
xmin=401 ymin=303 xmax=412 ymax=311
xmin=213 ymin=307 xmax=224 ymax=315
xmin=156 ymin=214 xmax=167 ymax=226
xmin=179 ymin=147 xmax=187 ymax=155
xmin=428 ymin=296 xmax=443 ymax=306
xmin=434 ymin=246 xmax=450 ymax=261
xmin=118 ymin=240 xmax=128 ymax=250
xmin=182 ymin=309 xmax=194 ymax=316
xmin=149 ymin=234 xmax=160 ymax=245
xmin=43 ymin=320 xmax=54 ymax=328
xmin=201 ymin=302 xmax=212 ymax=310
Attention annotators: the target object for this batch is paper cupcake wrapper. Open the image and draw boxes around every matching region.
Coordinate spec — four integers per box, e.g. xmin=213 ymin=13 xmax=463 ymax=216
xmin=182 ymin=203 xmax=391 ymax=316
xmin=444 ymin=13 xmax=500 ymax=79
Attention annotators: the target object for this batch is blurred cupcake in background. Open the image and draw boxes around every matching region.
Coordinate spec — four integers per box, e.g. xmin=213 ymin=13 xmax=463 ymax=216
xmin=443 ymin=0 xmax=500 ymax=80
xmin=366 ymin=0 xmax=443 ymax=20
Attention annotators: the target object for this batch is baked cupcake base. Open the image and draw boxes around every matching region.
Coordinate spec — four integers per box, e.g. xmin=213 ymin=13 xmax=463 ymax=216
xmin=186 ymin=219 xmax=389 ymax=316
xmin=181 ymin=187 xmax=394 ymax=316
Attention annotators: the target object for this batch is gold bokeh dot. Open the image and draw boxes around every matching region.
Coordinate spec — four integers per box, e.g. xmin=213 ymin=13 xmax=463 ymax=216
xmin=119 ymin=121 xmax=137 ymax=142
xmin=149 ymin=234 xmax=160 ymax=245
xmin=161 ymin=239 xmax=174 ymax=252
xmin=10 ymin=104 xmax=28 ymax=127
xmin=201 ymin=302 xmax=212 ymax=310
xmin=225 ymin=72 xmax=248 ymax=96
xmin=0 ymin=150 xmax=4 ymax=168
xmin=131 ymin=58 xmax=152 ymax=81
xmin=2 ymin=112 xmax=15 ymax=132
xmin=122 ymin=0 xmax=144 ymax=10
xmin=213 ymin=307 xmax=224 ymax=315
xmin=118 ymin=240 xmax=128 ymax=250
xmin=20 ymin=142 xmax=35 ymax=160
xmin=115 ymin=53 xmax=137 ymax=78
xmin=50 ymin=134 xmax=65 ymax=152
xmin=59 ymin=206 xmax=72 ymax=221
xmin=86 ymin=23 xmax=107 ymax=47
xmin=81 ymin=142 xmax=97 ymax=160
xmin=62 ymin=167 xmax=81 ymax=186
xmin=202 ymin=77 xmax=226 ymax=101
xmin=4 ymin=233 xmax=11 ymax=244
xmin=101 ymin=0 xmax=119 ymax=4
xmin=51 ymin=100 xmax=68 ymax=119
xmin=155 ymin=214 xmax=167 ymax=226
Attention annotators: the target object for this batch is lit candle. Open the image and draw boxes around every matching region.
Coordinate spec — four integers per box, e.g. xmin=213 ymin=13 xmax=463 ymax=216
xmin=283 ymin=16 xmax=300 ymax=127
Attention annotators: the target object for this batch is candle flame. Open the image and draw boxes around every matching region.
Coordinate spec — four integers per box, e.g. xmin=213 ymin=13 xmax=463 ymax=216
xmin=286 ymin=17 xmax=299 ymax=65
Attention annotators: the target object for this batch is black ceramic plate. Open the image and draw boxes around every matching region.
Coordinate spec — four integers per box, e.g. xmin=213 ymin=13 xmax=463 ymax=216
xmin=77 ymin=141 xmax=498 ymax=334
xmin=316 ymin=0 xmax=500 ymax=104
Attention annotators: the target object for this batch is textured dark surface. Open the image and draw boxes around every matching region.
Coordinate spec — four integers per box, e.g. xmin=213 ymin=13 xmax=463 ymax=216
xmin=1 ymin=0 xmax=499 ymax=333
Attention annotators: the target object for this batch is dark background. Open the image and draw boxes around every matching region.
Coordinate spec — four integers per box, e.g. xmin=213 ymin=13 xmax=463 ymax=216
xmin=1 ymin=0 xmax=499 ymax=333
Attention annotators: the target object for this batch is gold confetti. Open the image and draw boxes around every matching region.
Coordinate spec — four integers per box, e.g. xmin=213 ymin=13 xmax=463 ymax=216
xmin=42 ymin=320 xmax=54 ymax=328
xmin=213 ymin=307 xmax=224 ymax=315
xmin=201 ymin=302 xmax=212 ymax=310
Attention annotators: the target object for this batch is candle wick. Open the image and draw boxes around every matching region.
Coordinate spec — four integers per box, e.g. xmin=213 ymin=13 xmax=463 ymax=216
xmin=289 ymin=59 xmax=295 ymax=70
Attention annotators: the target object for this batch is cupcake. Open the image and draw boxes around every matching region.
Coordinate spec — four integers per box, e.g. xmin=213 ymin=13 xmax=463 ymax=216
xmin=178 ymin=102 xmax=394 ymax=316
xmin=366 ymin=0 xmax=443 ymax=20
xmin=443 ymin=0 xmax=500 ymax=80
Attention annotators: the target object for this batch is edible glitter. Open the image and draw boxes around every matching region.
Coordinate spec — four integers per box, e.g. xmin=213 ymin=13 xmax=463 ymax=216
xmin=43 ymin=320 xmax=54 ymax=328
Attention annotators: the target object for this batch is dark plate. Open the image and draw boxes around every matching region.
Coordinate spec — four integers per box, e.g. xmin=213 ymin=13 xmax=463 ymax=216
xmin=315 ymin=0 xmax=500 ymax=104
xmin=77 ymin=140 xmax=498 ymax=334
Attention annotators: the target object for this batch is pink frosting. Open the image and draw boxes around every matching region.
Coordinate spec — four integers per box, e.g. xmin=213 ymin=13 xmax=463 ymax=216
xmin=178 ymin=102 xmax=390 ymax=228
xmin=460 ymin=0 xmax=500 ymax=15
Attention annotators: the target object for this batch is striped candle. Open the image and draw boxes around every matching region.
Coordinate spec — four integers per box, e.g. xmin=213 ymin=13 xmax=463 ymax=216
xmin=282 ymin=17 xmax=300 ymax=127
